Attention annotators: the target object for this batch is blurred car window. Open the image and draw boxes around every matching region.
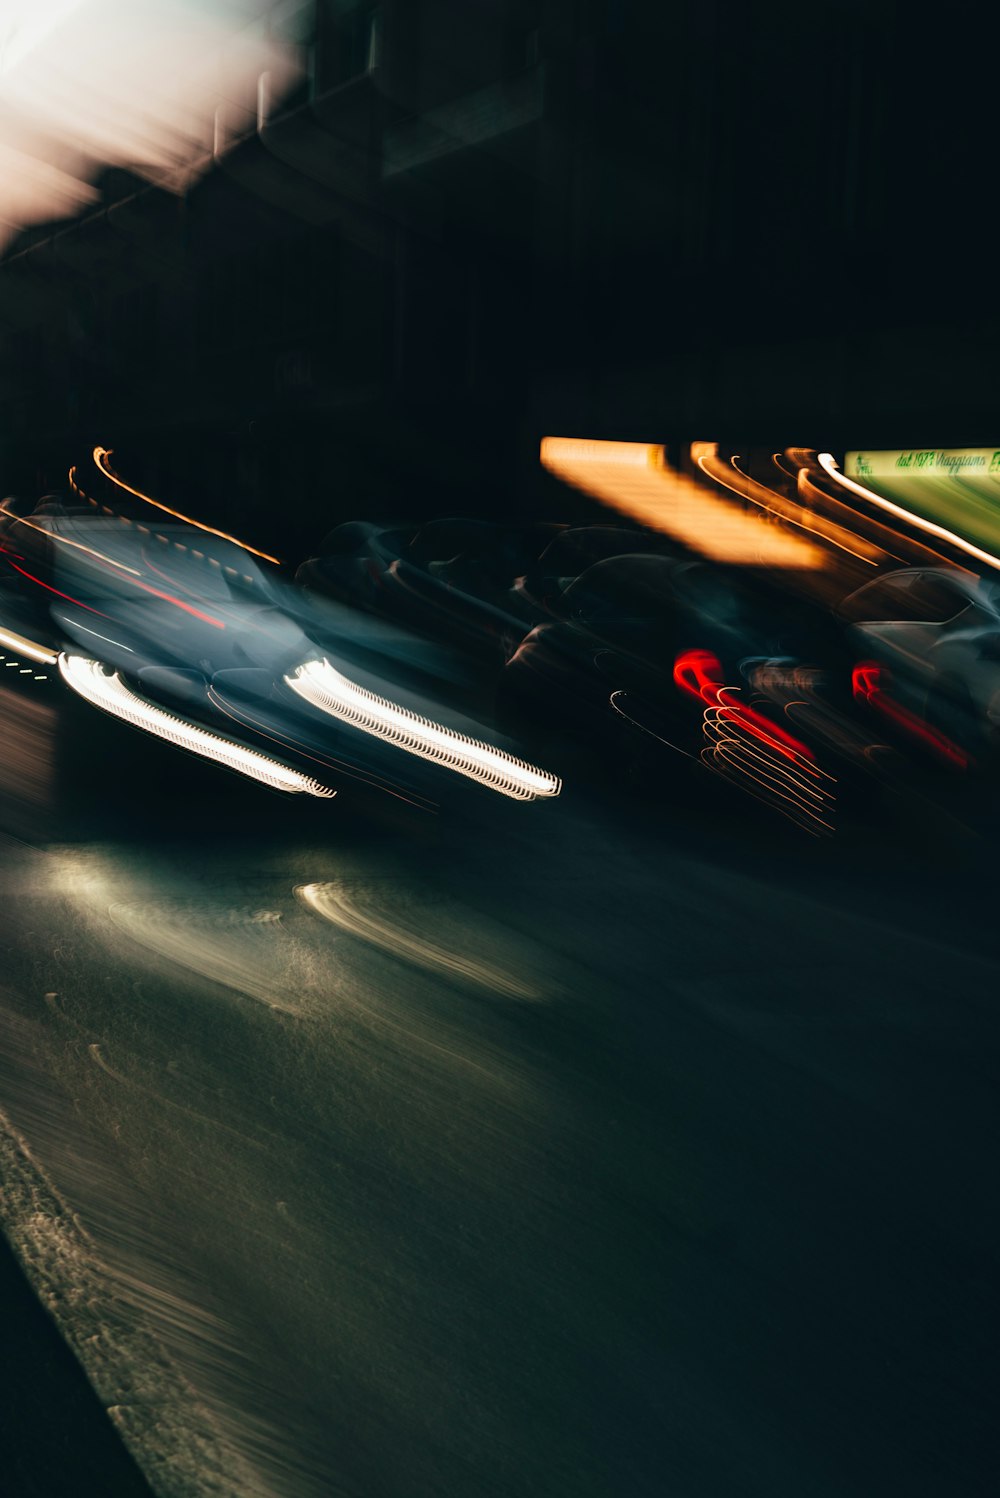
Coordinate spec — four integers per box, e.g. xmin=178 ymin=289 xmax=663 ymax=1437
xmin=41 ymin=520 xmax=272 ymax=607
xmin=561 ymin=555 xmax=679 ymax=624
xmin=533 ymin=526 xmax=663 ymax=580
xmin=840 ymin=571 xmax=971 ymax=625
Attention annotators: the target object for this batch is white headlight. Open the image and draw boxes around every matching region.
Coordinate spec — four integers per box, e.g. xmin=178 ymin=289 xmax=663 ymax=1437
xmin=60 ymin=654 xmax=335 ymax=798
xmin=285 ymin=658 xmax=561 ymax=801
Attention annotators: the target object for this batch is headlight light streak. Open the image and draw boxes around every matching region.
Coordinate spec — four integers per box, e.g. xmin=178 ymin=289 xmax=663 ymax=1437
xmin=205 ymin=682 xmax=438 ymax=813
xmin=0 ymin=624 xmax=58 ymax=664
xmin=59 ymin=654 xmax=335 ymax=797
xmin=285 ymin=658 xmax=561 ymax=801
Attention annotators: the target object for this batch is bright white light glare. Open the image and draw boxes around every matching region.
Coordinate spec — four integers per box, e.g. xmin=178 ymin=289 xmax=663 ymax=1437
xmin=285 ymin=658 xmax=562 ymax=802
xmin=0 ymin=1 xmax=301 ymax=241
xmin=0 ymin=1 xmax=86 ymax=78
xmin=59 ymin=653 xmax=335 ymax=798
xmin=817 ymin=452 xmax=1000 ymax=574
xmin=0 ymin=624 xmax=58 ymax=664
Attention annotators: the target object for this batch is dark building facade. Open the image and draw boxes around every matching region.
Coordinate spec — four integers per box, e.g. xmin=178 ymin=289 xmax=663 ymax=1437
xmin=1 ymin=1 xmax=996 ymax=550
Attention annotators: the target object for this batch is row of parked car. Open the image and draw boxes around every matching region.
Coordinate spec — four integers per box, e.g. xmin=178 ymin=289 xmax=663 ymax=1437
xmin=295 ymin=514 xmax=1000 ymax=834
xmin=4 ymin=483 xmax=1000 ymax=834
xmin=0 ymin=494 xmax=563 ymax=812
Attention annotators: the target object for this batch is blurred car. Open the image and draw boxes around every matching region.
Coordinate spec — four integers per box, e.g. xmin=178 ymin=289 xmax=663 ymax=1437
xmin=497 ymin=554 xmax=858 ymax=830
xmin=836 ymin=566 xmax=1000 ymax=766
xmin=298 ymin=517 xmax=577 ymax=665
xmin=295 ymin=519 xmax=416 ymax=615
xmin=0 ymin=499 xmax=561 ymax=808
xmin=1 ymin=494 xmax=116 ymax=644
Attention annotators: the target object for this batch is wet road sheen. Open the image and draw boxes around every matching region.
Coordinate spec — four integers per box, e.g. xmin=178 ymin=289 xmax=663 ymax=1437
xmin=0 ymin=684 xmax=997 ymax=1498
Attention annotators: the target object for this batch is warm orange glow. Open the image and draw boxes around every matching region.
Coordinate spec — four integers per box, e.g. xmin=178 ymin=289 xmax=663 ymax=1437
xmin=540 ymin=437 xmax=823 ymax=567
xmin=93 ymin=447 xmax=282 ymax=566
xmin=0 ymin=1 xmax=301 ymax=247
xmin=787 ymin=457 xmax=956 ymax=574
xmin=692 ymin=444 xmax=881 ymax=567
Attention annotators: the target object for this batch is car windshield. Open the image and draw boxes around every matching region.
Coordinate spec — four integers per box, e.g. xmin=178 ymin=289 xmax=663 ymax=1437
xmin=44 ymin=519 xmax=275 ymax=608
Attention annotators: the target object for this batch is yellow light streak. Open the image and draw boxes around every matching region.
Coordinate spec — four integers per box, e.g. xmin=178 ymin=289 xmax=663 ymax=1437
xmin=702 ymin=707 xmax=835 ymax=835
xmin=540 ymin=437 xmax=823 ymax=568
xmin=0 ymin=626 xmax=57 ymax=664
xmin=296 ymin=882 xmax=538 ymax=998
xmin=93 ymin=447 xmax=282 ymax=567
xmin=691 ymin=443 xmax=880 ymax=566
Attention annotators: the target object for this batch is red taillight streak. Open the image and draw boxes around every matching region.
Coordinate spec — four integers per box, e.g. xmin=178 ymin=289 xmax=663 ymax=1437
xmin=129 ymin=572 xmax=226 ymax=629
xmin=852 ymin=662 xmax=969 ymax=769
xmin=674 ymin=648 xmax=724 ymax=700
xmin=5 ymin=549 xmax=223 ymax=630
xmin=109 ymin=544 xmax=228 ymax=628
xmin=674 ymin=648 xmax=816 ymax=764
xmin=726 ymin=699 xmax=817 ymax=762
xmin=4 ymin=558 xmax=110 ymax=617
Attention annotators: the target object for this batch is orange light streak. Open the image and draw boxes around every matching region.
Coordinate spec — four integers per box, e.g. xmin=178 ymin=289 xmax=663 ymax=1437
xmin=93 ymin=447 xmax=282 ymax=566
xmin=540 ymin=437 xmax=823 ymax=568
xmin=691 ymin=444 xmax=880 ymax=567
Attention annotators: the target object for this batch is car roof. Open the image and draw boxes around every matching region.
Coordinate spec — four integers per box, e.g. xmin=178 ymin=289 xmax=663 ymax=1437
xmin=840 ymin=565 xmax=1000 ymax=620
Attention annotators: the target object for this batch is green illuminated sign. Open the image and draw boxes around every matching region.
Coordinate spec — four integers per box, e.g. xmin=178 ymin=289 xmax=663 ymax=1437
xmin=845 ymin=448 xmax=1000 ymax=479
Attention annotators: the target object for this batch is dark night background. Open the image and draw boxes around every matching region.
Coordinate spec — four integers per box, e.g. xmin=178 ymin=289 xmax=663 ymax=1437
xmin=1 ymin=5 xmax=999 ymax=1497
xmin=3 ymin=2 xmax=997 ymax=553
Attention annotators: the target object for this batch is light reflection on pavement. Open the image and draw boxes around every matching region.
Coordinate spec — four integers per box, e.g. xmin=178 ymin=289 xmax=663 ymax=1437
xmin=0 ymin=688 xmax=998 ymax=1498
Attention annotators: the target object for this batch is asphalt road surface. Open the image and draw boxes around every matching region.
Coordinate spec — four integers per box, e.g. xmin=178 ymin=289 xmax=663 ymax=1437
xmin=0 ymin=666 xmax=997 ymax=1498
